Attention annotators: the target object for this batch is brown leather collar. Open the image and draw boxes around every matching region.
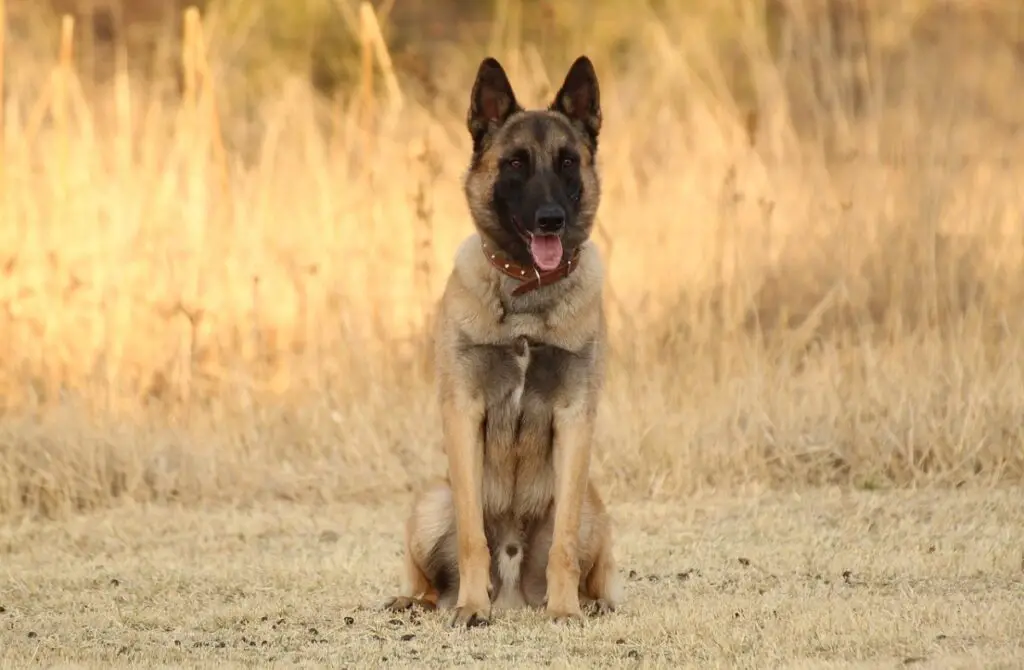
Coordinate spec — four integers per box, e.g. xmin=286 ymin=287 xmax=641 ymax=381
xmin=480 ymin=239 xmax=581 ymax=297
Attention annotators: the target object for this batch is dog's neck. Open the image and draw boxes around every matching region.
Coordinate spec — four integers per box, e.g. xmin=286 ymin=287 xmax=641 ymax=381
xmin=479 ymin=238 xmax=581 ymax=297
xmin=447 ymin=233 xmax=602 ymax=352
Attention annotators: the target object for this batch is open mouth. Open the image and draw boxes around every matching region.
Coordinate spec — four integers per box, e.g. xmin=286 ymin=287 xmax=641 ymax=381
xmin=528 ymin=233 xmax=563 ymax=272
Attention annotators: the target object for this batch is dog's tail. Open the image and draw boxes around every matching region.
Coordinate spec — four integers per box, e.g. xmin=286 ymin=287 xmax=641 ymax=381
xmin=489 ymin=525 xmax=526 ymax=608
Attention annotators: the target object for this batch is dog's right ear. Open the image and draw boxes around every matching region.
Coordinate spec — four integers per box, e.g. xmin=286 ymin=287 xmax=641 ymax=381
xmin=467 ymin=57 xmax=522 ymax=154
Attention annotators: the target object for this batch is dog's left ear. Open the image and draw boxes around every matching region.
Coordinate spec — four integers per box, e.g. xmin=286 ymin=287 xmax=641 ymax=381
xmin=550 ymin=55 xmax=602 ymax=149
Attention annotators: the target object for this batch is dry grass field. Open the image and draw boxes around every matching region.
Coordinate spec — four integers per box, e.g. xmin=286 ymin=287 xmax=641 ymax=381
xmin=3 ymin=489 xmax=1024 ymax=668
xmin=2 ymin=0 xmax=1024 ymax=665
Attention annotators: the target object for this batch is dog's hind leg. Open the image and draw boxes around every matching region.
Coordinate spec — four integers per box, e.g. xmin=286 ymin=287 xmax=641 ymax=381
xmin=579 ymin=484 xmax=622 ymax=617
xmin=383 ymin=485 xmax=455 ymax=612
xmin=581 ymin=547 xmax=620 ymax=616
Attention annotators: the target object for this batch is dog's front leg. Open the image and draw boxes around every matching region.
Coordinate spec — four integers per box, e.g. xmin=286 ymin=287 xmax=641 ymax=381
xmin=441 ymin=387 xmax=492 ymax=627
xmin=545 ymin=398 xmax=596 ymax=623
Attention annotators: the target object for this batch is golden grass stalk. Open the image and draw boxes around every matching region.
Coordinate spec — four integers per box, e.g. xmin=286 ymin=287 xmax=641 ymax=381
xmin=177 ymin=7 xmax=205 ymax=408
xmin=112 ymin=12 xmax=131 ymax=176
xmin=181 ymin=8 xmax=198 ymax=110
xmin=359 ymin=1 xmax=402 ymax=114
xmin=0 ymin=0 xmax=5 ymax=195
xmin=54 ymin=15 xmax=74 ymax=202
xmin=187 ymin=7 xmax=229 ymax=205
xmin=358 ymin=1 xmax=374 ymax=127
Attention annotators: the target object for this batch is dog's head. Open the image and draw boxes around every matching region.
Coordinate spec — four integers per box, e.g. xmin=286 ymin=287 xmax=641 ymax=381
xmin=463 ymin=56 xmax=602 ymax=272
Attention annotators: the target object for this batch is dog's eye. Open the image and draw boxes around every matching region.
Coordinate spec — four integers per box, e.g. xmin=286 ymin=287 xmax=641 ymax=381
xmin=561 ymin=156 xmax=577 ymax=169
xmin=507 ymin=157 xmax=524 ymax=170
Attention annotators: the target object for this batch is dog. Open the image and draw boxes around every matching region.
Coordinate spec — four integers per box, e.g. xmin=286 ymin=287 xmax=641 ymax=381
xmin=383 ymin=55 xmax=621 ymax=627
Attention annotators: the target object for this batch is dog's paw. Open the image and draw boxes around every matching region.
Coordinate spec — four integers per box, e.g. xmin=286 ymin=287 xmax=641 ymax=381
xmin=583 ymin=598 xmax=616 ymax=617
xmin=450 ymin=604 xmax=491 ymax=628
xmin=382 ymin=596 xmax=436 ymax=613
xmin=545 ymin=601 xmax=585 ymax=626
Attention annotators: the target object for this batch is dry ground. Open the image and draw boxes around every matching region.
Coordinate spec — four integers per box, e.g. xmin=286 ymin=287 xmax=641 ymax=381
xmin=3 ymin=487 xmax=1023 ymax=669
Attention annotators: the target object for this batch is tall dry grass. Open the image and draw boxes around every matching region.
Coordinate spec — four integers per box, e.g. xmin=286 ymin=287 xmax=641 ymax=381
xmin=2 ymin=1 xmax=1024 ymax=519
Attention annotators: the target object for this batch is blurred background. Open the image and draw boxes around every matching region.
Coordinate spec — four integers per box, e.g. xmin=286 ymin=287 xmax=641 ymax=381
xmin=2 ymin=0 xmax=1023 ymax=517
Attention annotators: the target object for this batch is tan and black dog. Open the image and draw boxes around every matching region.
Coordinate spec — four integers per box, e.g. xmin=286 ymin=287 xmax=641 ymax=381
xmin=384 ymin=55 xmax=621 ymax=627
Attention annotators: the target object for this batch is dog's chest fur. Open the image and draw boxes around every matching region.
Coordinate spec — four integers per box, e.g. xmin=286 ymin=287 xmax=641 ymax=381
xmin=460 ymin=333 xmax=590 ymax=521
xmin=442 ymin=235 xmax=604 ymax=523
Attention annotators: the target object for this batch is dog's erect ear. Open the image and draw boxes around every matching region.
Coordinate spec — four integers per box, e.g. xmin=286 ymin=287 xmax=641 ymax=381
xmin=549 ymin=56 xmax=602 ymax=149
xmin=468 ymin=57 xmax=522 ymax=153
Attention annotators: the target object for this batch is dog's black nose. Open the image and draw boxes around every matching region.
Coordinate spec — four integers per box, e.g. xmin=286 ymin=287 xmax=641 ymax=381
xmin=535 ymin=204 xmax=566 ymax=233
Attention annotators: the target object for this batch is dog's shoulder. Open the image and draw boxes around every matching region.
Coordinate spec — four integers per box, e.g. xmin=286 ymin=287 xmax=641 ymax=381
xmin=449 ymin=233 xmax=492 ymax=290
xmin=441 ymin=233 xmax=502 ymax=319
xmin=569 ymin=238 xmax=605 ymax=286
xmin=434 ymin=234 xmax=504 ymax=350
xmin=554 ymin=239 xmax=604 ymax=309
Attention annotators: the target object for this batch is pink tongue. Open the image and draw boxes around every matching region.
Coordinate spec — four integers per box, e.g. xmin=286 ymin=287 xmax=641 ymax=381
xmin=529 ymin=235 xmax=564 ymax=271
